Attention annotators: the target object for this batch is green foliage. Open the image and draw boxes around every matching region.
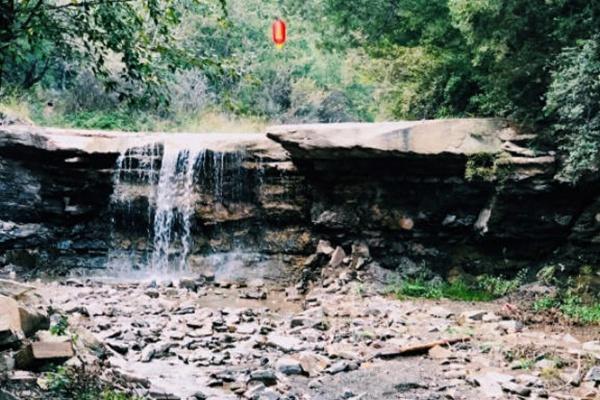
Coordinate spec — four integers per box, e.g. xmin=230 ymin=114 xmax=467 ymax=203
xmin=393 ymin=270 xmax=526 ymax=302
xmin=465 ymin=153 xmax=497 ymax=182
xmin=50 ymin=315 xmax=69 ymax=336
xmin=545 ymin=38 xmax=600 ymax=181
xmin=46 ymin=366 xmax=138 ymax=400
xmin=477 ymin=269 xmax=527 ymax=298
xmin=59 ymin=111 xmax=149 ymax=132
xmin=393 ymin=277 xmax=495 ymax=302
xmin=0 ymin=0 xmax=221 ymax=104
xmin=3 ymin=0 xmax=600 ymax=179
xmin=318 ymin=0 xmax=600 ymax=179
xmin=532 ymin=264 xmax=600 ymax=324
xmin=533 ymin=295 xmax=600 ymax=325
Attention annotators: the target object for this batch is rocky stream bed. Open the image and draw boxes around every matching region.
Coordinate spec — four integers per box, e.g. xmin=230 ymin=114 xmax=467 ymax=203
xmin=1 ymin=119 xmax=599 ymax=400
xmin=1 ymin=245 xmax=599 ymax=400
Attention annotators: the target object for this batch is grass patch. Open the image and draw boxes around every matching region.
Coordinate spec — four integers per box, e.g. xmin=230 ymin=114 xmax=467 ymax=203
xmin=534 ymin=294 xmax=600 ymax=324
xmin=391 ymin=270 xmax=526 ymax=302
xmin=392 ymin=277 xmax=495 ymax=302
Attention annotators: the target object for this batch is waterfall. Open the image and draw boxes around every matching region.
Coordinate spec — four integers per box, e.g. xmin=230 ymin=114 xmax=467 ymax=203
xmin=108 ymin=139 xmax=250 ymax=278
xmin=151 ymin=147 xmax=204 ymax=274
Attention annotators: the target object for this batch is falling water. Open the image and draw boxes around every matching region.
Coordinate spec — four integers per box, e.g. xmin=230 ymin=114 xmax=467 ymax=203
xmin=151 ymin=147 xmax=204 ymax=273
xmin=105 ymin=137 xmax=256 ymax=279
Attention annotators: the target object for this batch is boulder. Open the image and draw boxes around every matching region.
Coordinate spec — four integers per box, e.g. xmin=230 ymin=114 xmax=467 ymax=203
xmin=266 ymin=333 xmax=302 ymax=353
xmin=0 ymin=295 xmax=49 ymax=339
xmin=15 ymin=341 xmax=74 ymax=370
xmin=316 ymin=240 xmax=335 ymax=256
xmin=275 ymin=357 xmax=304 ymax=375
xmin=249 ymin=369 xmax=277 ymax=385
xmin=0 ymin=316 xmax=20 ymax=348
xmin=0 ymin=279 xmax=36 ymax=298
xmin=329 ymin=246 xmax=346 ymax=268
xmin=295 ymin=351 xmax=330 ymax=377
xmin=584 ymin=366 xmax=600 ymax=383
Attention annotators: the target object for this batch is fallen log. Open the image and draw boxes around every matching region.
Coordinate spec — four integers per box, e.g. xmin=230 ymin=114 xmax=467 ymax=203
xmin=373 ymin=336 xmax=471 ymax=359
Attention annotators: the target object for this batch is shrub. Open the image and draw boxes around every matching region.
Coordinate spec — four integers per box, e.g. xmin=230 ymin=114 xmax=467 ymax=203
xmin=45 ymin=366 xmax=138 ymax=400
xmin=477 ymin=269 xmax=527 ymax=298
xmin=545 ymin=38 xmax=600 ymax=181
xmin=534 ymin=294 xmax=600 ymax=325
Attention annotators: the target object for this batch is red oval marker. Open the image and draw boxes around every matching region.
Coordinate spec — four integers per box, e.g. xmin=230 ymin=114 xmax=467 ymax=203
xmin=272 ymin=19 xmax=287 ymax=49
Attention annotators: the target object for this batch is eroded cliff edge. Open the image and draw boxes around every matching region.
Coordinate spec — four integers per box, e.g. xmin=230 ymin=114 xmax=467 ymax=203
xmin=0 ymin=119 xmax=598 ymax=277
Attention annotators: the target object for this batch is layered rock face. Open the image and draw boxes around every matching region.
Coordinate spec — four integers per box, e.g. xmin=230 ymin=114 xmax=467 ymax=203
xmin=268 ymin=119 xmax=600 ymax=272
xmin=0 ymin=119 xmax=598 ymax=276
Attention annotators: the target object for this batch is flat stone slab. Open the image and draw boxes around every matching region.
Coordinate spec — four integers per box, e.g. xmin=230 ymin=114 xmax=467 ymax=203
xmin=0 ymin=124 xmax=288 ymax=160
xmin=266 ymin=118 xmax=509 ymax=159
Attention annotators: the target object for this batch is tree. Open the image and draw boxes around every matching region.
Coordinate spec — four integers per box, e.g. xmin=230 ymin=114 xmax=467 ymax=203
xmin=545 ymin=39 xmax=600 ymax=181
xmin=0 ymin=0 xmax=222 ymax=104
xmin=318 ymin=0 xmax=600 ymax=178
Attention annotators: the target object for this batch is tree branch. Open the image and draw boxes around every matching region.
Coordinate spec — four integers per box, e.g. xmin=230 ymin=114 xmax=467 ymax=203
xmin=43 ymin=0 xmax=135 ymax=11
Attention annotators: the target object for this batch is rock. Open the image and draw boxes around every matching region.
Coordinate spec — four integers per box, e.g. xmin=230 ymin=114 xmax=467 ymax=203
xmin=174 ymin=304 xmax=195 ymax=315
xmin=428 ymin=345 xmax=453 ymax=360
xmin=266 ymin=333 xmax=302 ymax=352
xmin=582 ymin=341 xmax=600 ymax=356
xmin=105 ymin=339 xmax=129 ymax=354
xmin=502 ymin=381 xmax=531 ymax=396
xmin=0 ymin=295 xmax=49 ymax=338
xmin=471 ymin=372 xmax=514 ymax=398
xmin=249 ymin=369 xmax=277 ymax=385
xmin=0 ymin=352 xmax=15 ymax=372
xmin=303 ymin=253 xmax=326 ymax=269
xmin=325 ymin=360 xmax=357 ymax=375
xmin=191 ymin=392 xmax=207 ymax=400
xmin=457 ymin=310 xmax=487 ymax=325
xmin=148 ymin=386 xmax=180 ymax=399
xmin=236 ymin=323 xmax=258 ymax=335
xmin=429 ymin=306 xmax=454 ymax=318
xmin=145 ymin=289 xmax=159 ymax=299
xmin=396 ymin=257 xmax=424 ymax=278
xmin=482 ymin=313 xmax=501 ymax=323
xmin=254 ymin=388 xmax=280 ymax=400
xmin=276 ymin=357 xmax=304 ymax=375
xmin=316 ymin=240 xmax=335 ymax=255
xmin=496 ymin=320 xmax=523 ymax=334
xmin=267 ymin=119 xmax=505 ymax=159
xmin=0 ymin=315 xmax=21 ymax=348
xmin=239 ymin=290 xmax=267 ymax=300
xmin=329 ymin=246 xmax=346 ymax=268
xmin=7 ymin=370 xmax=37 ymax=383
xmin=35 ymin=330 xmax=70 ymax=343
xmin=535 ymin=359 xmax=557 ymax=370
xmin=290 ymin=307 xmax=329 ymax=331
xmin=141 ymin=342 xmax=175 ymax=362
xmin=351 ymin=241 xmax=370 ymax=257
xmin=0 ymin=279 xmax=36 ymax=298
xmin=243 ymin=381 xmax=266 ymax=398
xmin=584 ymin=366 xmax=600 ymax=382
xmin=15 ymin=341 xmax=74 ymax=370
xmin=179 ymin=278 xmax=199 ymax=292
xmin=295 ymin=351 xmax=330 ymax=377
